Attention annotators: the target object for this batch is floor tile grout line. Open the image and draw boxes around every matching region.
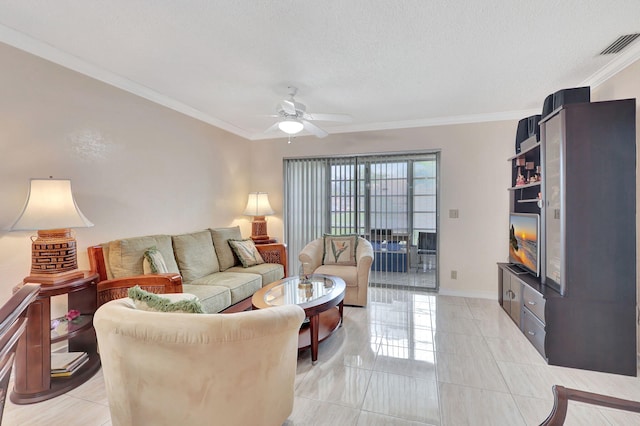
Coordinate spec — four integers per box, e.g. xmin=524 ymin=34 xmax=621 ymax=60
xmin=478 ymin=299 xmax=550 ymax=424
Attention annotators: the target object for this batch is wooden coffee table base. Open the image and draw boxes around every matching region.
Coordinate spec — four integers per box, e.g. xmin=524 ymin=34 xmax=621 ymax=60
xmin=251 ymin=274 xmax=346 ymax=365
xmin=298 ymin=303 xmax=343 ymax=364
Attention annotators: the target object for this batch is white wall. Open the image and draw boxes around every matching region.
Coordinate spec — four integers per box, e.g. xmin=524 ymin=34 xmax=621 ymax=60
xmin=250 ymin=59 xmax=640 ymax=300
xmin=1 ymin=37 xmax=638 ymax=307
xmin=0 ymin=42 xmax=252 ymax=303
xmin=250 ymin=122 xmax=516 ymax=299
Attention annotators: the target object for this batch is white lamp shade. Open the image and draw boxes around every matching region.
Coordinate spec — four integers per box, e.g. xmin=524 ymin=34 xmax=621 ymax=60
xmin=242 ymin=192 xmax=274 ymax=216
xmin=10 ymin=179 xmax=94 ymax=231
xmin=278 ymin=119 xmax=304 ymax=135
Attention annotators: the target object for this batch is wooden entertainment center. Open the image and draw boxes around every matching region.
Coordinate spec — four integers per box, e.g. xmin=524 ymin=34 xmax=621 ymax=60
xmin=499 ymin=97 xmax=637 ymax=376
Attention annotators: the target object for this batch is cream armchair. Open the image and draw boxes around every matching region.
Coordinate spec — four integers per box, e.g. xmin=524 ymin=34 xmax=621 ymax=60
xmin=94 ymin=297 xmax=305 ymax=426
xmin=299 ymin=237 xmax=374 ymax=307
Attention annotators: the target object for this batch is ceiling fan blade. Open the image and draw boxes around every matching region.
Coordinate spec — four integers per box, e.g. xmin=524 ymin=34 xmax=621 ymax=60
xmin=303 ymin=112 xmax=352 ymax=122
xmin=280 ymin=100 xmax=297 ymax=115
xmin=264 ymin=122 xmax=281 ymax=133
xmin=302 ymin=120 xmax=328 ymax=138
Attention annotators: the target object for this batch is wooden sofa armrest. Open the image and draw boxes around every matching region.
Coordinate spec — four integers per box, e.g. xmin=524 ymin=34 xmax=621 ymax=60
xmin=87 ymin=245 xmax=110 ymax=282
xmin=540 ymin=385 xmax=640 ymax=425
xmin=89 ymin=244 xmax=183 ymax=306
xmin=97 ymin=274 xmax=183 ymax=307
xmin=256 ymin=243 xmax=288 ymax=277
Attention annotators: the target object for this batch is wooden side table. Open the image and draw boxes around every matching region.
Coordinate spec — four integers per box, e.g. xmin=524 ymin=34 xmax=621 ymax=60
xmin=10 ymin=272 xmax=101 ymax=404
xmin=254 ymin=239 xmax=277 ymax=245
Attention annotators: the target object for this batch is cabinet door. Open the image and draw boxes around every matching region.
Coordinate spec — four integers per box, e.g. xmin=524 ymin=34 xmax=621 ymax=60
xmin=509 ymin=279 xmax=522 ymax=327
xmin=501 ymin=269 xmax=512 ymax=314
xmin=500 ymin=269 xmax=522 ymax=326
xmin=542 ymin=113 xmax=564 ymax=293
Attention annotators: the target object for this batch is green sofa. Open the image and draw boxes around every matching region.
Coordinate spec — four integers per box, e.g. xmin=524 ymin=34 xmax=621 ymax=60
xmin=88 ymin=227 xmax=288 ymax=313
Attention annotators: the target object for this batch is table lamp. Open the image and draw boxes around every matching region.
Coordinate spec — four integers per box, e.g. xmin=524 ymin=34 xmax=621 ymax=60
xmin=10 ymin=178 xmax=94 ymax=285
xmin=242 ymin=192 xmax=275 ymax=243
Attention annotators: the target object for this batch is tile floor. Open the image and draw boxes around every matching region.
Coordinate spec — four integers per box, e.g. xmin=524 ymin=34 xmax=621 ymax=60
xmin=4 ymin=287 xmax=640 ymax=425
xmin=370 ymin=269 xmax=437 ymax=290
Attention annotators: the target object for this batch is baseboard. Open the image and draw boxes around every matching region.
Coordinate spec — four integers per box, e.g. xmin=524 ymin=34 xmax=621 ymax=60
xmin=369 ymin=282 xmax=437 ymax=292
xmin=437 ymin=288 xmax=497 ymax=300
xmin=369 ymin=282 xmax=498 ymax=301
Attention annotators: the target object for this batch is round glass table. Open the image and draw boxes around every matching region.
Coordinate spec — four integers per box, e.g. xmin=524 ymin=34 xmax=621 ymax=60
xmin=252 ymin=274 xmax=345 ymax=363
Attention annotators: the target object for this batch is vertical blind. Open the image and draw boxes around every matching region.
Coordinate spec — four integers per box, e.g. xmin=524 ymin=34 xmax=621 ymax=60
xmin=283 ymin=157 xmax=329 ymax=273
xmin=284 ymin=152 xmax=439 ymax=285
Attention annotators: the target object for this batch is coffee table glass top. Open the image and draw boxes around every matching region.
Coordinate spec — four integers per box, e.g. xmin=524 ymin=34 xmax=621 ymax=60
xmin=261 ymin=275 xmax=345 ymax=308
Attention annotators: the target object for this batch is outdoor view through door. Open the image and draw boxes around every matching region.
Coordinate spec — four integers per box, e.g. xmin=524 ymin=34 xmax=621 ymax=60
xmin=284 ymin=152 xmax=439 ymax=291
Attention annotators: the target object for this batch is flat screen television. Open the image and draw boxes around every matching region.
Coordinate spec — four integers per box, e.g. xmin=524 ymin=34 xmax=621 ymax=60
xmin=508 ymin=213 xmax=540 ymax=276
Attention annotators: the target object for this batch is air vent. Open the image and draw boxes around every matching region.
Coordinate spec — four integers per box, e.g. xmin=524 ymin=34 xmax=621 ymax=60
xmin=599 ymin=33 xmax=640 ymax=55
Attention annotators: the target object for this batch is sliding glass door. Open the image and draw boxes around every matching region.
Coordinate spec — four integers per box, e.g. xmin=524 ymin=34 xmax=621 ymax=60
xmin=284 ymin=152 xmax=439 ymax=290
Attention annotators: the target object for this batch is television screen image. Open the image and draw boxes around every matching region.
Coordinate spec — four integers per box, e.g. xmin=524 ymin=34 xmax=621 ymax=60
xmin=509 ymin=213 xmax=539 ymax=276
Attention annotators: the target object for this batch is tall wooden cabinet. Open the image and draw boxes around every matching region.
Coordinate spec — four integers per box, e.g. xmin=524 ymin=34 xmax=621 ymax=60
xmin=499 ymin=98 xmax=637 ymax=376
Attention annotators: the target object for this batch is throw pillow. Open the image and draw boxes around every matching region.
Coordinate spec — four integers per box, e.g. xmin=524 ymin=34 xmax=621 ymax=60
xmin=142 ymin=246 xmax=169 ymax=274
xmin=127 ymin=285 xmax=204 ymax=314
xmin=323 ymin=234 xmax=358 ymax=266
xmin=228 ymin=239 xmax=265 ymax=268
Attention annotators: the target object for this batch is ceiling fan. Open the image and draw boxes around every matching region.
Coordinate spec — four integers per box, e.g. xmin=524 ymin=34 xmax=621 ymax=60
xmin=265 ymin=87 xmax=352 ymax=138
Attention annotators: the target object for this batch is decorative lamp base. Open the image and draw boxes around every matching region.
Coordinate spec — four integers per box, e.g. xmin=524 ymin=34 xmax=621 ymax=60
xmin=250 ymin=216 xmax=272 ymax=242
xmin=25 ymin=228 xmax=83 ymax=285
xmin=253 ymin=239 xmax=277 ymax=245
xmin=23 ymin=269 xmax=84 ymax=285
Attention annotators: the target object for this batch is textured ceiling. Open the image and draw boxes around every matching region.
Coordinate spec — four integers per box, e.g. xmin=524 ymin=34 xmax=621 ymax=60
xmin=0 ymin=1 xmax=639 ymax=140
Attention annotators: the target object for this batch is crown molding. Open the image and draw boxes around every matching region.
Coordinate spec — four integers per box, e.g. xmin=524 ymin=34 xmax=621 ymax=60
xmin=0 ymin=24 xmax=252 ymax=140
xmin=248 ymin=108 xmax=541 ymax=140
xmin=581 ymin=39 xmax=640 ymax=88
xmin=2 ymin=22 xmax=636 ymax=143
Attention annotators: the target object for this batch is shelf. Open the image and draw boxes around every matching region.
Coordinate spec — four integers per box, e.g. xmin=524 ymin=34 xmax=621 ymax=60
xmin=12 ymin=352 xmax=101 ymax=404
xmin=507 ymin=140 xmax=541 ymax=161
xmin=50 ymin=315 xmax=93 ymax=344
xmin=508 ymin=181 xmax=541 ymax=191
xmin=517 ymin=199 xmax=542 ymax=204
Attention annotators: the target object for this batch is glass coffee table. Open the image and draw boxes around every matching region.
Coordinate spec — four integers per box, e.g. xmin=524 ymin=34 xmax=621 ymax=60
xmin=252 ymin=274 xmax=345 ymax=363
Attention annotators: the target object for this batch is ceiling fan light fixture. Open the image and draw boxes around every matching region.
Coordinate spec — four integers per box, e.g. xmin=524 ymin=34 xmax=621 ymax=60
xmin=278 ymin=119 xmax=304 ymax=135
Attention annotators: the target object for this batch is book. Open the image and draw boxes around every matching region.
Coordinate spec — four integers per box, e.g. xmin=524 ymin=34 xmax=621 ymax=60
xmin=51 ymin=353 xmax=88 ymax=374
xmin=51 ymin=352 xmax=87 ymax=373
xmin=51 ymin=357 xmax=89 ymax=377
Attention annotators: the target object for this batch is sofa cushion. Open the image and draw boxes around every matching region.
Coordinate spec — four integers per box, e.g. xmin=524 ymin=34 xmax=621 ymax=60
xmin=323 ymin=234 xmax=358 ymax=266
xmin=228 ymin=239 xmax=265 ymax=267
xmin=191 ymin=272 xmax=261 ymax=305
xmin=172 ymin=231 xmax=219 ymax=283
xmin=227 ymin=263 xmax=284 ymax=287
xmin=315 ymin=264 xmax=358 ymax=287
xmin=127 ymin=286 xmax=204 ymax=313
xmin=181 ymin=284 xmax=231 ymax=314
xmin=209 ymin=226 xmax=242 ymax=271
xmin=109 ymin=235 xmax=179 ymax=279
xmin=143 ymin=246 xmax=169 ymax=274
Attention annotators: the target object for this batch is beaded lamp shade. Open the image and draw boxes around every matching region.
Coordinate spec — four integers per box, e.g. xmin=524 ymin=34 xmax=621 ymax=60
xmin=10 ymin=178 xmax=93 ymax=284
